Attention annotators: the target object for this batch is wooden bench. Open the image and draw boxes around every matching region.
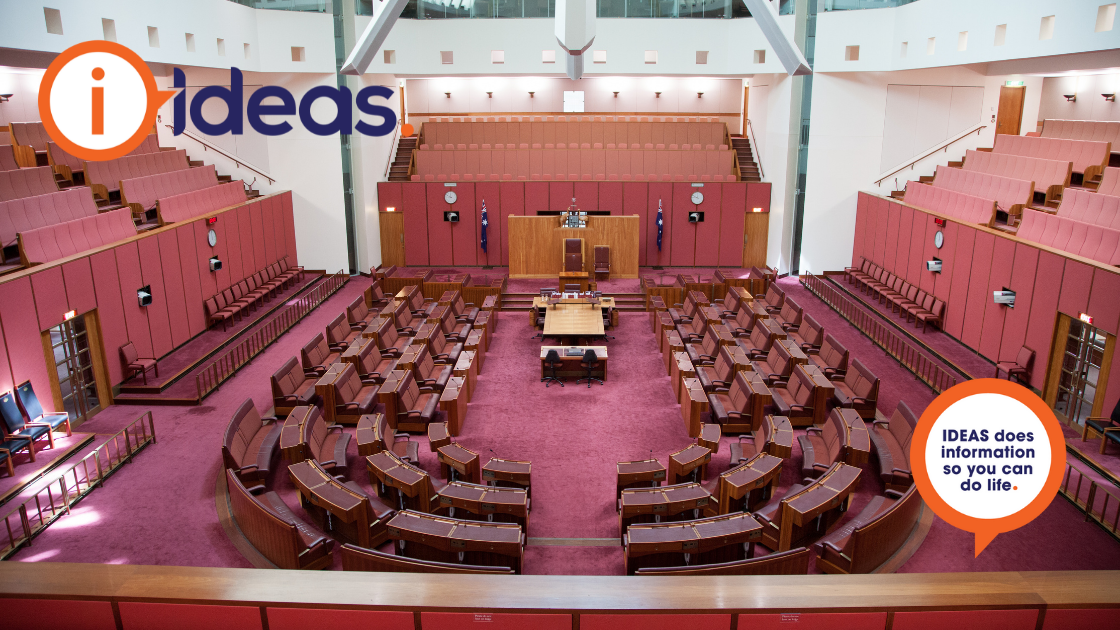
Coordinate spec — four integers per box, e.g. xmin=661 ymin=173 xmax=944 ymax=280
xmin=340 ymin=544 xmax=514 ymax=574
xmin=815 ymin=485 xmax=921 ymax=574
xmin=226 ymin=469 xmax=334 ymax=570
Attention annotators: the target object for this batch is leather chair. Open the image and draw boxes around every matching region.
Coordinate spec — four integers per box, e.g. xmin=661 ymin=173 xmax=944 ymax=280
xmin=365 ymin=281 xmax=391 ymax=310
xmin=372 ymin=318 xmax=410 ymax=358
xmin=676 ymin=313 xmax=707 ymax=344
xmin=222 ymin=398 xmax=281 ymax=493
xmin=120 ymin=341 xmax=158 ymax=385
xmin=788 ymin=314 xmax=824 ymax=353
xmin=738 ymin=324 xmax=774 ymax=361
xmin=577 ymin=349 xmax=603 ymax=387
xmin=347 ymin=295 xmax=378 ymax=329
xmin=798 ymin=408 xmax=845 ymax=479
xmin=372 ymin=412 xmax=419 ymax=463
xmin=697 ymin=346 xmax=736 ymax=393
xmin=1085 ymin=398 xmax=1120 ymax=455
xmin=437 ymin=307 xmax=471 ymax=343
xmin=750 ymin=342 xmax=794 ymax=387
xmin=564 ymin=238 xmax=583 ymax=272
xmin=729 ymin=414 xmax=789 ymax=464
xmin=393 ymin=304 xmax=422 ymax=337
xmin=15 ymin=381 xmax=71 ymax=437
xmin=301 ymin=332 xmax=340 ymax=376
xmin=355 ymin=340 xmax=397 ymax=384
xmin=706 ymin=372 xmax=756 ymax=429
xmin=531 ymin=305 xmax=546 ymax=341
xmin=810 ymin=334 xmax=849 ymax=379
xmin=302 ymin=405 xmax=350 ymax=474
xmin=542 ymin=349 xmax=564 ymax=387
xmin=831 ymin=358 xmax=880 ymax=418
xmin=450 ymin=292 xmax=480 ymax=324
xmin=870 ymin=401 xmax=918 ymax=491
xmin=326 ymin=312 xmax=361 ymax=352
xmin=396 ymin=371 xmax=440 ymax=426
xmin=686 ymin=327 xmax=721 ymax=367
xmin=756 ymin=284 xmax=784 ymax=314
xmin=594 ymin=245 xmax=610 ymax=279
xmin=669 ymin=292 xmax=706 ymax=325
xmin=995 ymin=346 xmax=1034 ymax=384
xmin=727 ymin=307 xmax=755 ymax=338
xmin=770 ymin=364 xmax=816 ymax=423
xmin=429 ymin=328 xmax=463 ymax=365
xmin=915 ymin=298 xmax=945 ymax=332
xmin=332 ymin=364 xmax=379 ymax=423
xmin=271 ymin=356 xmax=320 ymax=416
xmin=773 ymin=297 xmax=802 ymax=332
xmin=411 ymin=344 xmax=453 ymax=392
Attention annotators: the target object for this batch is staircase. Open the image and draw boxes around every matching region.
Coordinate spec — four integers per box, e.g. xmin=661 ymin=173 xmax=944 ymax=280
xmin=731 ymin=137 xmax=762 ymax=182
xmin=389 ymin=136 xmax=417 ymax=182
xmin=187 ymin=157 xmax=261 ymax=198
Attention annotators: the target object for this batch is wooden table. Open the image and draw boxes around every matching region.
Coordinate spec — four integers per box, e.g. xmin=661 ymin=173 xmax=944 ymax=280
xmin=438 ymin=443 xmax=481 ymax=483
xmin=482 ymin=457 xmax=532 ymax=496
xmin=668 ymin=444 xmax=712 ymax=484
xmin=288 ymin=460 xmax=381 ymax=548
xmin=427 ymin=421 xmax=451 ymax=452
xmin=617 ymin=459 xmax=666 ymax=495
xmin=366 ymin=450 xmax=436 ymax=512
xmin=697 ymin=423 xmax=721 ymax=455
xmin=439 ymin=376 xmax=468 ymax=435
xmin=539 ymin=346 xmax=608 ymax=381
xmin=779 ymin=340 xmax=809 ymax=367
xmin=534 ymin=296 xmax=613 ymax=338
xmin=836 ymin=408 xmax=871 ymax=466
xmin=619 ymin=483 xmax=713 ymax=537
xmin=768 ymin=462 xmax=862 ymax=551
xmin=663 ymin=331 xmax=683 ymax=375
xmin=385 ymin=510 xmax=524 ymax=574
xmin=680 ymin=377 xmax=708 ymax=438
xmin=801 ymin=364 xmax=836 ymax=426
xmin=465 ymin=329 xmax=486 ymax=371
xmin=671 ymin=352 xmax=695 ymax=399
xmin=453 ymin=350 xmax=477 ymax=400
xmin=711 ymin=324 xmax=736 ymax=347
xmin=761 ymin=318 xmax=788 ymax=342
xmin=558 ymin=271 xmax=590 ymax=292
xmin=624 ymin=512 xmax=762 ymax=575
xmin=714 ymin=452 xmax=783 ymax=514
xmin=278 ymin=405 xmax=315 ymax=463
xmin=438 ymin=481 xmax=530 ymax=528
xmin=378 ymin=370 xmax=408 ymax=429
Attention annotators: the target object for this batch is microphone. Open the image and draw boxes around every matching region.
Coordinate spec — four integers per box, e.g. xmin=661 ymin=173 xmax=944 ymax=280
xmin=650 ymin=449 xmax=653 ymax=462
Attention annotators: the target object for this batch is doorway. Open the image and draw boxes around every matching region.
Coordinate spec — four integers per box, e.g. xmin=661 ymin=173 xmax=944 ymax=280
xmin=1047 ymin=314 xmax=1115 ymax=427
xmin=995 ymin=85 xmax=1025 ymax=136
xmin=44 ymin=313 xmax=108 ymax=425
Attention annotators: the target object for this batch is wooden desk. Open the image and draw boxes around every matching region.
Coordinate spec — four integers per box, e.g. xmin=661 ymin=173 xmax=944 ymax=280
xmin=617 ymin=459 xmax=666 ymax=495
xmin=714 ymin=452 xmax=783 ymax=514
xmin=278 ymin=405 xmax=315 ymax=463
xmin=779 ymin=340 xmax=809 ymax=367
xmin=680 ymin=377 xmax=708 ymax=438
xmin=737 ymin=371 xmax=774 ymax=433
xmin=394 ymin=344 xmax=423 ymax=375
xmin=439 ymin=376 xmax=468 ymax=435
xmin=728 ymin=345 xmax=753 ymax=372
xmin=378 ymin=370 xmax=408 ymax=429
xmin=355 ymin=413 xmax=388 ymax=457
xmin=711 ymin=324 xmax=736 ymax=347
xmin=765 ymin=414 xmax=795 ymax=459
xmin=765 ymin=462 xmax=862 ymax=551
xmin=427 ymin=421 xmax=452 ymax=452
xmin=624 ymin=512 xmax=763 ymax=575
xmin=540 ymin=302 xmax=606 ymax=338
xmin=453 ymin=350 xmax=477 ymax=400
xmin=482 ymin=457 xmax=532 ymax=496
xmin=438 ymin=481 xmax=530 ymax=528
xmin=668 ymin=444 xmax=712 ymax=484
xmin=439 ymin=443 xmax=481 ymax=483
xmin=802 ymin=364 xmax=836 ymax=427
xmin=619 ymin=483 xmax=713 ymax=536
xmin=465 ymin=329 xmax=486 ymax=371
xmin=761 ymin=318 xmax=788 ymax=342
xmin=558 ymin=271 xmax=590 ymax=292
xmin=288 ymin=459 xmax=388 ymax=549
xmin=314 ymin=371 xmax=342 ymax=425
xmin=836 ymin=408 xmax=871 ymax=466
xmin=699 ymin=306 xmax=723 ymax=328
xmin=671 ymin=352 xmax=695 ymax=399
xmin=697 ymin=423 xmax=721 ymax=455
xmin=539 ymin=346 xmax=608 ymax=381
xmin=340 ymin=336 xmax=374 ymax=372
xmin=366 ymin=450 xmax=437 ymax=512
xmin=386 ymin=510 xmax=524 ymax=574
xmin=656 ymin=312 xmax=675 ymax=353
xmin=663 ymin=331 xmax=683 ymax=374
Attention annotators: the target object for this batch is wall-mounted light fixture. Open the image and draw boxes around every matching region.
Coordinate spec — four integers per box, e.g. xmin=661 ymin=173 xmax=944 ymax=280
xmin=137 ymin=286 xmax=152 ymax=307
xmin=445 ymin=92 xmax=451 ymax=98
xmin=528 ymin=91 xmax=535 ymax=98
xmin=209 ymin=257 xmax=222 ymax=272
xmin=1063 ymin=94 xmax=1077 ymax=102
xmin=697 ymin=92 xmax=704 ymax=98
xmin=1105 ymin=93 xmax=1116 ymax=102
xmin=993 ymin=288 xmax=1016 ymax=307
xmin=613 ymin=91 xmax=619 ymax=98
xmin=486 ymin=91 xmax=492 ymax=98
xmin=0 ymin=94 xmax=11 ymax=103
xmin=655 ymin=91 xmax=661 ymax=98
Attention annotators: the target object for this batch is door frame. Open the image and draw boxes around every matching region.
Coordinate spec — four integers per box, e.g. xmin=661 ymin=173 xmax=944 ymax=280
xmin=995 ymin=85 xmax=1025 ymax=136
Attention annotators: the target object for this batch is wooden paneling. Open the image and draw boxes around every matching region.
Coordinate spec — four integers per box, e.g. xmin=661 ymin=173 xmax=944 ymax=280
xmin=508 ymin=215 xmax=639 ymax=277
xmin=378 ymin=212 xmax=406 ymax=268
xmin=743 ymin=212 xmax=769 ymax=267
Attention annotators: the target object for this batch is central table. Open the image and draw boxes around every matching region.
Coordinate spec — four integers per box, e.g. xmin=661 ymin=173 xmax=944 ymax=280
xmin=534 ymin=296 xmax=615 ymax=339
xmin=539 ymin=346 xmax=608 ymax=381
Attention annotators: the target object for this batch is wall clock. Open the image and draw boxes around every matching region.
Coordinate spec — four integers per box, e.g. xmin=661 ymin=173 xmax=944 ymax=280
xmin=208 ymin=229 xmax=218 ymax=247
xmin=934 ymin=230 xmax=944 ymax=249
xmin=691 ymin=191 xmax=704 ymax=205
xmin=445 ymin=190 xmax=458 ymax=204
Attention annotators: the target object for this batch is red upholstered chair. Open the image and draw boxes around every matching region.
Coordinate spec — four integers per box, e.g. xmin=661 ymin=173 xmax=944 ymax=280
xmin=271 ymin=356 xmax=320 ymax=416
xmin=831 ymin=358 xmax=880 ymax=418
xmin=697 ymin=346 xmax=737 ymax=393
xmin=995 ymin=346 xmax=1034 ymax=384
xmin=332 ymin=363 xmax=379 ymax=423
xmin=120 ymin=341 xmax=158 ymax=384
xmin=372 ymin=318 xmax=410 ymax=358
xmin=222 ymin=398 xmax=282 ymax=493
xmin=347 ymin=295 xmax=378 ymax=329
xmin=750 ymin=342 xmax=794 ymax=387
xmin=301 ymin=332 xmax=340 ymax=377
xmin=302 ymin=405 xmax=350 ymax=474
xmin=797 ymin=407 xmax=844 ymax=478
xmin=915 ymin=298 xmax=945 ymax=332
xmin=810 ymin=334 xmax=849 ymax=380
xmin=410 ymin=344 xmax=453 ymax=392
xmin=737 ymin=324 xmax=773 ymax=360
xmin=429 ymin=328 xmax=463 ymax=365
xmin=788 ymin=314 xmax=824 ymax=353
xmin=686 ymin=327 xmax=721 ymax=367
xmin=773 ymin=297 xmax=802 ymax=331
xmin=396 ymin=371 xmax=440 ymax=426
xmin=326 ymin=312 xmax=361 ymax=351
xmin=594 ymin=246 xmax=610 ymax=279
xmin=869 ymin=401 xmax=918 ymax=492
xmin=355 ymin=341 xmax=397 ymax=384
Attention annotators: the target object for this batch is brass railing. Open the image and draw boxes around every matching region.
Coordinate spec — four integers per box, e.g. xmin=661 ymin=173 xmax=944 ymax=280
xmin=195 ymin=271 xmax=349 ymax=400
xmin=800 ymin=274 xmax=958 ymax=394
xmin=0 ymin=411 xmax=156 ymax=559
xmin=1061 ymin=460 xmax=1120 ymax=541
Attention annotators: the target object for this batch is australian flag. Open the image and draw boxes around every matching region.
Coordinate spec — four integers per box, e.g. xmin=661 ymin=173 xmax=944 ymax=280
xmin=480 ymin=200 xmax=489 ymax=253
xmin=656 ymin=199 xmax=664 ymax=251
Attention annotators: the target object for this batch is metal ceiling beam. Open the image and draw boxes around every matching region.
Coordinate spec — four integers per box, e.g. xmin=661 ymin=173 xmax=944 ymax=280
xmin=743 ymin=0 xmax=812 ymax=76
xmin=340 ymin=0 xmax=410 ymax=76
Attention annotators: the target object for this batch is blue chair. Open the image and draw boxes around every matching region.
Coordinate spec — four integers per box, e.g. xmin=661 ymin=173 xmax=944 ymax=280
xmin=1084 ymin=399 xmax=1120 ymax=455
xmin=0 ymin=442 xmax=19 ymax=477
xmin=0 ymin=391 xmax=52 ymax=461
xmin=16 ymin=380 xmax=72 ymax=436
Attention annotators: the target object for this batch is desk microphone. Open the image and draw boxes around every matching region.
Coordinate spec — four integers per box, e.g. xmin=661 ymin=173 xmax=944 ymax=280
xmin=650 ymin=449 xmax=654 ymax=462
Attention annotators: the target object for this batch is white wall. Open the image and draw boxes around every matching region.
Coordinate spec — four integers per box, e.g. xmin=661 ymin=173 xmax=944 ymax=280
xmin=1038 ymin=73 xmax=1120 ymax=127
xmin=0 ymin=68 xmax=44 ymax=127
xmin=350 ymin=73 xmax=403 ymax=273
xmin=751 ymin=73 xmax=795 ymax=272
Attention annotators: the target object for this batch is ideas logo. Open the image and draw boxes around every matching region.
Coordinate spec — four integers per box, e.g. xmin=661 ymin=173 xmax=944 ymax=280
xmin=40 ymin=41 xmax=402 ymax=162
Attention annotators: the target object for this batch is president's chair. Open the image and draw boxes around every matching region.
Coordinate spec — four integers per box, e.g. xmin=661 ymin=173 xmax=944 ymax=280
xmin=594 ymin=246 xmax=610 ymax=280
xmin=564 ymin=238 xmax=583 ymax=272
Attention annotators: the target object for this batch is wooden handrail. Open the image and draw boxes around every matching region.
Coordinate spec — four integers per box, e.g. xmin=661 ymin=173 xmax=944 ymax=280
xmin=874 ymin=124 xmax=986 ymax=186
xmin=745 ymin=118 xmax=764 ymax=180
xmin=382 ymin=122 xmax=402 ymax=179
xmin=163 ymin=125 xmax=276 ymax=185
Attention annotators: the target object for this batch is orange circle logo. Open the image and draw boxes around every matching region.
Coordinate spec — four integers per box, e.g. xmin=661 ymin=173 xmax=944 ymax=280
xmin=911 ymin=379 xmax=1065 ymax=556
xmin=39 ymin=41 xmax=176 ymax=161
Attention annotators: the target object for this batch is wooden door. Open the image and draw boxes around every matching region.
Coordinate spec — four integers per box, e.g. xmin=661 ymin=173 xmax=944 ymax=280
xmin=742 ymin=212 xmax=768 ymax=267
xmin=378 ymin=211 xmax=406 ymax=267
xmin=995 ymin=86 xmax=1025 ymax=136
xmin=742 ymin=87 xmax=749 ymax=135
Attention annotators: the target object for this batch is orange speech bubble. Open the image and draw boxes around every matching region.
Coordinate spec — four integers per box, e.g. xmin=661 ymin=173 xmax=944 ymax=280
xmin=38 ymin=41 xmax=176 ymax=162
xmin=911 ymin=378 xmax=1065 ymax=556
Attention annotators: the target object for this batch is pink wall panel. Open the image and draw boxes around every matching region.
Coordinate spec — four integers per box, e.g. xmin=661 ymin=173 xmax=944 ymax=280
xmin=525 ymin=182 xmax=549 ymax=213
xmin=908 ymin=209 xmax=929 ymax=289
xmin=1024 ymin=251 xmax=1065 ymax=391
xmin=575 ymin=181 xmax=599 ymax=211
xmin=475 ymin=182 xmax=502 ymax=266
xmin=137 ymin=236 xmax=174 ymax=357
xmin=269 ymin=608 xmax=413 ymax=630
xmin=737 ymin=612 xmax=886 ymax=630
xmin=194 ymin=220 xmax=219 ymax=299
xmin=499 ymin=182 xmax=525 ymax=266
xmin=872 ymin=197 xmax=889 ymax=263
xmin=274 ymin=196 xmax=291 ymax=263
xmin=624 ymin=182 xmax=649 ymax=266
xmin=551 ymin=181 xmax=575 ymax=210
xmin=894 ymin=205 xmax=913 ymax=282
xmin=221 ymin=207 xmax=243 ymax=285
xmin=670 ymin=183 xmax=696 ymax=266
xmin=1057 ymin=260 xmax=1094 ymax=318
xmin=745 ymin=182 xmax=771 ymax=213
xmin=157 ymin=231 xmax=191 ymax=349
xmin=176 ymin=224 xmax=207 ymax=338
xmin=377 ymin=181 xmax=403 ymax=212
xmin=422 ymin=612 xmax=571 ymax=630
xmin=114 ymin=242 xmax=154 ymax=360
xmin=719 ymin=182 xmax=746 ymax=267
xmin=852 ymin=193 xmax=870 ymax=264
xmin=90 ymin=250 xmax=128 ymax=384
xmin=916 ymin=215 xmax=939 ymax=294
xmin=402 ymin=183 xmax=429 ymax=266
xmin=693 ymin=183 xmax=722 ymax=267
xmin=250 ymin=202 xmax=266 ymax=271
xmin=282 ymin=193 xmax=297 ymax=267
xmin=599 ymin=181 xmax=623 ymax=213
xmin=932 ymin=221 xmax=958 ymax=302
xmin=978 ymin=236 xmax=1016 ymax=360
xmin=999 ymin=244 xmax=1039 ymax=364
xmin=119 ymin=602 xmax=263 ymax=630
xmin=1043 ymin=608 xmax=1120 ymax=630
xmin=0 ymin=276 xmax=51 ymax=399
xmin=944 ymin=226 xmax=976 ymax=339
xmin=261 ymin=199 xmax=277 ymax=266
xmin=883 ymin=203 xmax=901 ymax=273
xmin=581 ymin=614 xmax=730 ymax=630
xmin=451 ymin=183 xmax=478 ymax=266
xmin=647 ymin=182 xmax=673 ymax=266
xmin=1086 ymin=268 xmax=1120 ymax=336
xmin=892 ymin=609 xmax=1037 ymax=630
xmin=237 ymin=206 xmax=257 ymax=276
xmin=961 ymin=231 xmax=995 ymax=349
xmin=31 ymin=266 xmax=68 ymax=331
xmin=427 ymin=183 xmax=454 ymax=266
xmin=1103 ymin=348 xmax=1120 ymax=429
xmin=6 ymin=598 xmax=117 ymax=630
xmin=62 ymin=259 xmax=96 ymax=317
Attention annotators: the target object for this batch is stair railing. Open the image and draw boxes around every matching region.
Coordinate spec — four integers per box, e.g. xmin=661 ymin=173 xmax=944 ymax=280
xmin=745 ymin=119 xmax=764 ymax=180
xmin=873 ymin=123 xmax=986 ymax=187
xmin=163 ymin=125 xmax=275 ymax=185
xmin=383 ymin=121 xmax=402 ymax=179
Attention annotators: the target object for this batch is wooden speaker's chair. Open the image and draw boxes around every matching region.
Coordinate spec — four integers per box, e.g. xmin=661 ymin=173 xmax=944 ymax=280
xmin=564 ymin=238 xmax=583 ymax=272
xmin=120 ymin=342 xmax=158 ymax=385
xmin=594 ymin=246 xmax=610 ymax=279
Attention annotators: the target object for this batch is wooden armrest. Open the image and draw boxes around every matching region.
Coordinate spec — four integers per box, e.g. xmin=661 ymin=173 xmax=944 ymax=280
xmin=25 ymin=422 xmax=51 ymax=429
xmin=821 ymin=541 xmax=849 ymax=559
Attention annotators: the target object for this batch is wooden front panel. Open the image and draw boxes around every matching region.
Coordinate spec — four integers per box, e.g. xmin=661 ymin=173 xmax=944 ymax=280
xmin=508 ymin=215 xmax=639 ymax=278
xmin=379 ymin=211 xmax=406 ymax=268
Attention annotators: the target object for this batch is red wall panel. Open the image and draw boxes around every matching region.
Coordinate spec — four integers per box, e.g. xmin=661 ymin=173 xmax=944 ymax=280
xmin=176 ymin=224 xmax=207 ymax=338
xmin=1104 ymin=348 xmax=1120 ymax=431
xmin=450 ymin=183 xmax=478 ymax=266
xmin=581 ymin=614 xmax=730 ymax=630
xmin=475 ymin=182 xmax=502 ymax=266
xmin=137 ymin=236 xmax=174 ymax=357
xmin=908 ymin=208 xmax=928 ymax=289
xmin=219 ymin=206 xmax=242 ymax=286
xmin=261 ymin=199 xmax=277 ymax=266
xmin=1086 ymin=268 xmax=1120 ymax=336
xmin=426 ymin=184 xmax=455 ymax=266
xmin=237 ymin=206 xmax=256 ymax=276
xmin=250 ymin=201 xmax=266 ymax=271
xmin=719 ymin=182 xmax=746 ymax=267
xmin=1024 ymin=251 xmax=1065 ymax=391
xmin=31 ymin=265 xmax=68 ymax=332
xmin=402 ymin=183 xmax=429 ymax=266
xmin=499 ymin=182 xmax=525 ymax=266
xmin=737 ymin=612 xmax=886 ymax=630
xmin=525 ymin=182 xmax=549 ymax=213
xmin=893 ymin=204 xmax=912 ymax=282
xmin=377 ymin=181 xmax=402 ymax=213
xmin=999 ymin=244 xmax=1039 ymax=364
xmin=422 ymin=612 xmax=571 ymax=630
xmin=916 ymin=214 xmax=939 ymax=294
xmin=624 ymin=182 xmax=649 ymax=266
xmin=282 ymin=193 xmax=297 ymax=266
xmin=872 ymin=197 xmax=889 ymax=264
xmin=670 ymin=183 xmax=696 ymax=266
xmin=1058 ymin=260 xmax=1094 ymax=318
xmin=269 ymin=608 xmax=413 ymax=630
xmin=118 ymin=602 xmax=262 ymax=630
xmin=114 ymin=242 xmax=154 ymax=360
xmin=551 ymin=181 xmax=575 ymax=211
xmin=62 ymin=259 xmax=96 ymax=318
xmin=693 ymin=183 xmax=722 ymax=267
xmin=647 ymin=182 xmax=673 ymax=266
xmin=0 ymin=277 xmax=50 ymax=399
xmin=6 ymin=598 xmax=117 ymax=630
xmin=157 ymin=231 xmax=191 ymax=349
xmin=194 ymin=220 xmax=219 ymax=300
xmin=978 ymin=236 xmax=1016 ymax=360
xmin=599 ymin=181 xmax=623 ymax=213
xmin=273 ymin=196 xmax=290 ymax=262
xmin=944 ymin=226 xmax=976 ymax=339
xmin=961 ymin=231 xmax=995 ymax=349
xmin=1042 ymin=609 xmax=1120 ymax=630
xmin=932 ymin=221 xmax=958 ymax=302
xmin=745 ymin=182 xmax=771 ymax=214
xmin=90 ymin=250 xmax=128 ymax=384
xmin=852 ymin=193 xmax=870 ymax=265
xmin=884 ymin=203 xmax=901 ymax=273
xmin=574 ymin=181 xmax=599 ymax=211
xmin=892 ymin=609 xmax=1037 ymax=630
